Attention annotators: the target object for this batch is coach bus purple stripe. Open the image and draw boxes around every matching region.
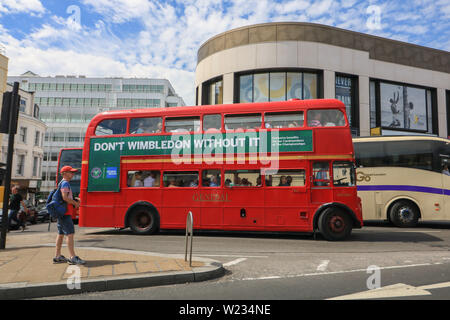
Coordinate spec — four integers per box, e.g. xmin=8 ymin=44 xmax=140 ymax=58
xmin=357 ymin=185 xmax=450 ymax=196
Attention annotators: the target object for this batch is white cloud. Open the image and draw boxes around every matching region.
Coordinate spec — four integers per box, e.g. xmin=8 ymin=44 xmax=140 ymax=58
xmin=0 ymin=0 xmax=45 ymax=14
xmin=1 ymin=0 xmax=449 ymax=106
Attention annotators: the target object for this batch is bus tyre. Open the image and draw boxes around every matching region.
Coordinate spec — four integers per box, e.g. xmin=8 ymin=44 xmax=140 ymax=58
xmin=318 ymin=208 xmax=352 ymax=241
xmin=129 ymin=206 xmax=159 ymax=235
xmin=389 ymin=200 xmax=419 ymax=228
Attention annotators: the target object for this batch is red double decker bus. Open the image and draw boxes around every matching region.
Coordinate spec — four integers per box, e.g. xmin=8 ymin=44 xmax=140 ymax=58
xmin=79 ymin=99 xmax=362 ymax=240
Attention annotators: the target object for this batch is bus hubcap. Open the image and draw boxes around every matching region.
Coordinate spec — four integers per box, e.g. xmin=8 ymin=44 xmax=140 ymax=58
xmin=399 ymin=207 xmax=412 ymax=222
xmin=330 ymin=216 xmax=345 ymax=233
xmin=136 ymin=212 xmax=151 ymax=229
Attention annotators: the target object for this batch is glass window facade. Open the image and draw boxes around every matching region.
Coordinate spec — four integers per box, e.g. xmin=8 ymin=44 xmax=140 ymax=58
xmin=237 ymin=71 xmax=318 ymax=103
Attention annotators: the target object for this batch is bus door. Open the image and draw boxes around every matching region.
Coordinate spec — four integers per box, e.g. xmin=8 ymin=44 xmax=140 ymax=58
xmin=223 ymin=170 xmax=265 ymax=229
xmin=311 ymin=161 xmax=332 ymax=204
xmin=264 ymin=169 xmax=310 ymax=230
xmin=441 ymin=152 xmax=450 ymax=220
xmin=161 ymin=171 xmax=201 ymax=229
xmin=331 ymin=161 xmax=357 ymax=207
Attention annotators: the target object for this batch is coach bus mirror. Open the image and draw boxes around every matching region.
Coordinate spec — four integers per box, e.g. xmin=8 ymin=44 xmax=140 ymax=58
xmin=240 ymin=208 xmax=246 ymax=218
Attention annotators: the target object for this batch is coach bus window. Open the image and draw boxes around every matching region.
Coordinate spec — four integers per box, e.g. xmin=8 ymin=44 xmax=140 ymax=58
xmin=307 ymin=109 xmax=345 ymax=127
xmin=203 ymin=114 xmax=222 ymax=132
xmin=224 ymin=170 xmax=261 ymax=187
xmin=333 ymin=162 xmax=355 ymax=187
xmin=265 ymin=112 xmax=304 ymax=129
xmin=165 ymin=116 xmax=200 ymax=133
xmin=313 ymin=162 xmax=330 ymax=186
xmin=130 ymin=117 xmax=162 ymax=134
xmin=202 ymin=170 xmax=221 ymax=187
xmin=266 ymin=170 xmax=305 ymax=187
xmin=95 ymin=119 xmax=127 ymax=136
xmin=163 ymin=171 xmax=199 ymax=187
xmin=224 ymin=114 xmax=261 ymax=131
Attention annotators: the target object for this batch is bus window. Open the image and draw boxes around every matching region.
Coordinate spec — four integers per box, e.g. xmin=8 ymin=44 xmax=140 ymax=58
xmin=313 ymin=162 xmax=330 ymax=186
xmin=95 ymin=119 xmax=127 ymax=135
xmin=165 ymin=116 xmax=200 ymax=133
xmin=266 ymin=170 xmax=305 ymax=187
xmin=163 ymin=171 xmax=199 ymax=187
xmin=333 ymin=162 xmax=355 ymax=187
xmin=264 ymin=112 xmax=304 ymax=129
xmin=130 ymin=117 xmax=162 ymax=134
xmin=202 ymin=170 xmax=221 ymax=187
xmin=224 ymin=114 xmax=261 ymax=131
xmin=307 ymin=109 xmax=345 ymax=127
xmin=142 ymin=171 xmax=160 ymax=187
xmin=224 ymin=170 xmax=261 ymax=187
xmin=203 ymin=114 xmax=222 ymax=132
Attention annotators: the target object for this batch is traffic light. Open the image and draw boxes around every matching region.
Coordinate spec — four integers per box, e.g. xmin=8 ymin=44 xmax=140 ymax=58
xmin=0 ymin=85 xmax=20 ymax=134
xmin=0 ymin=162 xmax=6 ymax=184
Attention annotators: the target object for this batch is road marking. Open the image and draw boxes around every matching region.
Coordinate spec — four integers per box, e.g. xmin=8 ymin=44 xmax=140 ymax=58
xmin=317 ymin=260 xmax=330 ymax=272
xmin=327 ymin=283 xmax=431 ymax=300
xmin=223 ymin=258 xmax=247 ymax=267
xmin=328 ymin=281 xmax=450 ymax=300
xmin=197 ymin=254 xmax=268 ymax=258
xmin=241 ymin=262 xmax=435 ymax=281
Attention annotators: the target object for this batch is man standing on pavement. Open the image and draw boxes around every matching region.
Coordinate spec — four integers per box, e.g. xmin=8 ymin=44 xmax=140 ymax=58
xmin=53 ymin=166 xmax=86 ymax=265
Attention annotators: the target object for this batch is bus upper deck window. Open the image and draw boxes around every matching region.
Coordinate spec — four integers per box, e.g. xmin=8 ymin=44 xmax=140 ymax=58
xmin=265 ymin=112 xmax=304 ymax=129
xmin=95 ymin=119 xmax=127 ymax=136
xmin=130 ymin=117 xmax=162 ymax=134
xmin=307 ymin=109 xmax=345 ymax=127
xmin=203 ymin=114 xmax=222 ymax=132
xmin=225 ymin=114 xmax=261 ymax=131
xmin=166 ymin=116 xmax=200 ymax=133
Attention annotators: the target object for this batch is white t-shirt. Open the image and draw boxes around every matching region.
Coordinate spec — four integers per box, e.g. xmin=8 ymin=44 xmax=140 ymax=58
xmin=144 ymin=176 xmax=155 ymax=187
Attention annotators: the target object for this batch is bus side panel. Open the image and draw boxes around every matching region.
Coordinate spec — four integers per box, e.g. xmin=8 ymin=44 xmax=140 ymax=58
xmin=82 ymin=193 xmax=117 ymax=227
xmin=264 ymin=187 xmax=312 ymax=231
xmin=161 ymin=188 xmax=201 ymax=229
xmin=223 ymin=188 xmax=265 ymax=230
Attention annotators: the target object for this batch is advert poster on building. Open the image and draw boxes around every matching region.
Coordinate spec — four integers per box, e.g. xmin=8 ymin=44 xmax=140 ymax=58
xmin=380 ymin=82 xmax=427 ymax=131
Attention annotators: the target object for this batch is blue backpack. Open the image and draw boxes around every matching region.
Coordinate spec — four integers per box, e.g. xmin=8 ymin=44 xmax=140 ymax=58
xmin=46 ymin=181 xmax=67 ymax=219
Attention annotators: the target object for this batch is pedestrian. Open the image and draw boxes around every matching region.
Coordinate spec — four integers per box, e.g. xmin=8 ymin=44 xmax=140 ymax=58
xmin=53 ymin=166 xmax=86 ymax=265
xmin=7 ymin=185 xmax=28 ymax=232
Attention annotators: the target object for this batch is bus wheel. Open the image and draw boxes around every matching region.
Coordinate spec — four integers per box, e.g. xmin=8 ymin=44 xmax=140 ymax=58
xmin=318 ymin=208 xmax=352 ymax=241
xmin=389 ymin=200 xmax=419 ymax=228
xmin=129 ymin=206 xmax=159 ymax=235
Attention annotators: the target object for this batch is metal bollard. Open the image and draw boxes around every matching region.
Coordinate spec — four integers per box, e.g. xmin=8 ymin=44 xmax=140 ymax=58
xmin=185 ymin=211 xmax=193 ymax=267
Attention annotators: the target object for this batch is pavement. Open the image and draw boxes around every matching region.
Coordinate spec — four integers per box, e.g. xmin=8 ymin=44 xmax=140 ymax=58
xmin=0 ymin=225 xmax=224 ymax=299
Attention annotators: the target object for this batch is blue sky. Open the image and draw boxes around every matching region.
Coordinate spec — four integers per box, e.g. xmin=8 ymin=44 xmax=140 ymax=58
xmin=0 ymin=0 xmax=449 ymax=105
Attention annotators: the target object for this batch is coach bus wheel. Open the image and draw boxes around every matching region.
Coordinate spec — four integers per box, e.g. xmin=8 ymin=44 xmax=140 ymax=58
xmin=389 ymin=200 xmax=419 ymax=228
xmin=318 ymin=208 xmax=352 ymax=241
xmin=129 ymin=206 xmax=159 ymax=235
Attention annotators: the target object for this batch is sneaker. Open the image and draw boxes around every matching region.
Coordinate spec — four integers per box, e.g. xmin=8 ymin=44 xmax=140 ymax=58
xmin=68 ymin=256 xmax=86 ymax=265
xmin=53 ymin=255 xmax=67 ymax=264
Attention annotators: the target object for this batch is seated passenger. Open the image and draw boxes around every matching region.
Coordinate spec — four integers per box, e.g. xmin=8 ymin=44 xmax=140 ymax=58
xmin=167 ymin=178 xmax=178 ymax=187
xmin=144 ymin=172 xmax=156 ymax=187
xmin=278 ymin=175 xmax=290 ymax=186
xmin=209 ymin=175 xmax=219 ymax=187
xmin=308 ymin=112 xmax=323 ymax=127
xmin=133 ymin=171 xmax=143 ymax=187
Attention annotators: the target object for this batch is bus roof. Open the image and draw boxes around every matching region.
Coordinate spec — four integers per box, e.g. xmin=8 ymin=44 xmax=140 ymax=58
xmin=88 ymin=99 xmax=345 ymax=126
xmin=353 ymin=135 xmax=450 ymax=144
